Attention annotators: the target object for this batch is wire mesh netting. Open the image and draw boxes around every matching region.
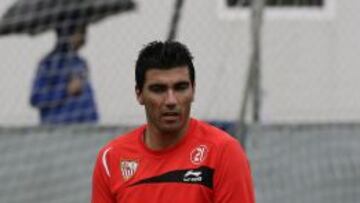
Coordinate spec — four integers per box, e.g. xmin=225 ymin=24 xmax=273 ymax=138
xmin=1 ymin=124 xmax=360 ymax=203
xmin=247 ymin=123 xmax=360 ymax=203
xmin=0 ymin=126 xmax=128 ymax=203
xmin=1 ymin=0 xmax=360 ymax=202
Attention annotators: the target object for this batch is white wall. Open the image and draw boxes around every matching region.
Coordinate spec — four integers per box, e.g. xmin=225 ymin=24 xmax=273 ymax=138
xmin=261 ymin=0 xmax=360 ymax=123
xmin=1 ymin=0 xmax=360 ymax=126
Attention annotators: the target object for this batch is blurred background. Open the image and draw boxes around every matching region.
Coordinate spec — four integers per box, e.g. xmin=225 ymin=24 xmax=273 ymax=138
xmin=0 ymin=0 xmax=359 ymax=202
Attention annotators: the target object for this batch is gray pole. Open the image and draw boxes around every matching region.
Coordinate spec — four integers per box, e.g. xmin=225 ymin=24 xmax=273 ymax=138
xmin=167 ymin=0 xmax=184 ymax=41
xmin=235 ymin=0 xmax=264 ymax=145
xmin=252 ymin=0 xmax=264 ymax=123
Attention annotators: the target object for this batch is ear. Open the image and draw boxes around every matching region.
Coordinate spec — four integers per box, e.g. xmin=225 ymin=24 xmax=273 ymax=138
xmin=135 ymin=87 xmax=144 ymax=105
xmin=191 ymin=82 xmax=196 ymax=102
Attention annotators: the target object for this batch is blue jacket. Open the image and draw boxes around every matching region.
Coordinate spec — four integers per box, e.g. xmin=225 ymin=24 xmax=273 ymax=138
xmin=30 ymin=46 xmax=98 ymax=124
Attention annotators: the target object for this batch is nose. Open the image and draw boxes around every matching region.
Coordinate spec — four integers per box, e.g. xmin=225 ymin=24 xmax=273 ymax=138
xmin=165 ymin=90 xmax=177 ymax=108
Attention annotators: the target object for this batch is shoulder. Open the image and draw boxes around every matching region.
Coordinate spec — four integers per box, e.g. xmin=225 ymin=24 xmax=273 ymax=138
xmin=38 ymin=53 xmax=55 ymax=70
xmin=190 ymin=119 xmax=247 ymax=168
xmin=66 ymin=51 xmax=86 ymax=65
xmin=192 ymin=119 xmax=244 ymax=159
xmin=193 ymin=119 xmax=239 ymax=147
xmin=72 ymin=53 xmax=86 ymax=64
xmin=98 ymin=125 xmax=145 ymax=156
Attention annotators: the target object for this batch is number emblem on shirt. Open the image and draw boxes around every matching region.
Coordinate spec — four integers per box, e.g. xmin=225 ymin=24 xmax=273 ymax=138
xmin=190 ymin=145 xmax=208 ymax=165
xmin=120 ymin=160 xmax=139 ymax=181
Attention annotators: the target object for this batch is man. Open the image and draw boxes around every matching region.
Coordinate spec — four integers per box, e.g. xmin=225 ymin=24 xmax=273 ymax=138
xmin=91 ymin=41 xmax=255 ymax=202
xmin=30 ymin=24 xmax=98 ymax=124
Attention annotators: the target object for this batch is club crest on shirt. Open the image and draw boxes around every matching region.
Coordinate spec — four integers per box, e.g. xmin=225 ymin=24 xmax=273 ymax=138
xmin=120 ymin=160 xmax=139 ymax=181
xmin=190 ymin=145 xmax=208 ymax=165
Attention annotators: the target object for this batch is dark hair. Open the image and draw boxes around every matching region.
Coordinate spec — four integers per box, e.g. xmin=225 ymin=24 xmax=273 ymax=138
xmin=135 ymin=41 xmax=195 ymax=91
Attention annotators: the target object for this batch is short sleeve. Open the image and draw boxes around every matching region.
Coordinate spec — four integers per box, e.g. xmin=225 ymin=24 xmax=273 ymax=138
xmin=91 ymin=147 xmax=116 ymax=203
xmin=213 ymin=138 xmax=256 ymax=203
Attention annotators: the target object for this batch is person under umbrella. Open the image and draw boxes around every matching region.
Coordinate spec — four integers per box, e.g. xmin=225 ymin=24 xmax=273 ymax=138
xmin=0 ymin=0 xmax=136 ymax=125
xmin=30 ymin=23 xmax=99 ymax=125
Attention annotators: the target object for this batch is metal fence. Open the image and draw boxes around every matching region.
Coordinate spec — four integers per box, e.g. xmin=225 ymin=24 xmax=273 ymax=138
xmin=1 ymin=123 xmax=359 ymax=203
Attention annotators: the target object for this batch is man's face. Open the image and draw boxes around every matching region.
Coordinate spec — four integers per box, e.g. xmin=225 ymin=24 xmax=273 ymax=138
xmin=70 ymin=31 xmax=86 ymax=50
xmin=136 ymin=66 xmax=195 ymax=133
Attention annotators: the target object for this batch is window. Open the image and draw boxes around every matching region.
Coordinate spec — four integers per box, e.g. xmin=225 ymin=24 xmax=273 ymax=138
xmin=219 ymin=0 xmax=334 ymax=20
xmin=226 ymin=0 xmax=324 ymax=7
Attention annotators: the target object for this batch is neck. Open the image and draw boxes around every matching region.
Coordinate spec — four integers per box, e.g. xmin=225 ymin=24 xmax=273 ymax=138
xmin=144 ymin=119 xmax=190 ymax=151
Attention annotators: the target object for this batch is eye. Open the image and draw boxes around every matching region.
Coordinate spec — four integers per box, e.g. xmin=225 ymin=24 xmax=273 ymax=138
xmin=174 ymin=82 xmax=190 ymax=91
xmin=148 ymin=84 xmax=167 ymax=93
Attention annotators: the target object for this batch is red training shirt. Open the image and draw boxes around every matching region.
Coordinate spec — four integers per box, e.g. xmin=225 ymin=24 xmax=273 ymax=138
xmin=91 ymin=118 xmax=255 ymax=203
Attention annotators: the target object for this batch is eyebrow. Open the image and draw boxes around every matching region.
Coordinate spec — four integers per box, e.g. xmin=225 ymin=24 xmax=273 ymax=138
xmin=174 ymin=81 xmax=190 ymax=87
xmin=147 ymin=80 xmax=191 ymax=90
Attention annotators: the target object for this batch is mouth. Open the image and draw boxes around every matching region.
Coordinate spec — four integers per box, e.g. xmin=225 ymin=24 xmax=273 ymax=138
xmin=161 ymin=112 xmax=180 ymax=121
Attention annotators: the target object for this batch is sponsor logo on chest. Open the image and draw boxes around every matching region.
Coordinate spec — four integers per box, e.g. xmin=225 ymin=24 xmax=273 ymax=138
xmin=183 ymin=170 xmax=202 ymax=182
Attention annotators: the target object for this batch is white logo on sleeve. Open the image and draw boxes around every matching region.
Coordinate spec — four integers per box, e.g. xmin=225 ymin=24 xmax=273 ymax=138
xmin=183 ymin=170 xmax=202 ymax=182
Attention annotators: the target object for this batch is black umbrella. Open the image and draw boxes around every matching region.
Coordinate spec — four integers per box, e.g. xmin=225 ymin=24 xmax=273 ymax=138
xmin=0 ymin=0 xmax=136 ymax=36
